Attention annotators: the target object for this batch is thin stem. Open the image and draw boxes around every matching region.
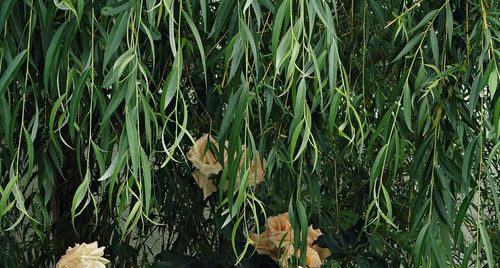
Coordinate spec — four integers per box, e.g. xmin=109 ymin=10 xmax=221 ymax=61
xmin=15 ymin=2 xmax=34 ymax=177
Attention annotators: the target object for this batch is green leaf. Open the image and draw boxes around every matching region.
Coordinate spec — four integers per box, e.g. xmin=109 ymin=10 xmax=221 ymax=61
xmin=160 ymin=52 xmax=182 ymax=112
xmin=454 ymin=191 xmax=474 ymax=243
xmin=0 ymin=174 xmax=17 ymax=223
xmin=199 ymin=0 xmax=207 ymax=31
xmin=410 ymin=10 xmax=439 ymax=34
xmin=488 ymin=69 xmax=498 ymax=99
xmin=210 ymin=0 xmax=235 ymax=37
xmin=53 ymin=0 xmax=77 ymax=18
xmin=23 ymin=128 xmax=34 ymax=179
xmin=219 ymin=89 xmax=242 ymax=138
xmin=369 ymin=144 xmax=388 ymax=193
xmin=125 ymin=107 xmax=139 ymax=177
xmin=296 ymin=200 xmax=308 ymax=264
xmin=182 ymin=11 xmax=207 ymax=87
xmin=445 ymin=3 xmax=453 ymax=48
xmin=414 ymin=222 xmax=430 ymax=267
xmin=228 ymin=35 xmax=244 ymax=82
xmin=0 ymin=0 xmax=16 ymax=30
xmin=0 ymin=49 xmax=27 ymax=98
xmin=289 ymin=119 xmax=304 ymax=160
xmin=392 ymin=32 xmax=424 ymax=62
xmin=272 ymin=0 xmax=290 ymax=66
xmin=68 ymin=68 xmax=90 ymax=139
xmin=101 ymin=0 xmax=131 ymax=16
xmin=43 ymin=23 xmax=66 ymax=89
xmin=429 ymin=26 xmax=439 ymax=66
xmin=240 ymin=20 xmax=260 ymax=79
xmin=461 ymin=136 xmax=477 ymax=190
xmin=12 ymin=183 xmax=40 ymax=224
xmin=469 ymin=70 xmax=482 ymax=116
xmin=71 ymin=172 xmax=89 ymax=226
xmin=103 ymin=11 xmax=129 ymax=69
xmin=294 ymin=78 xmax=307 ymax=120
xmin=403 ymin=82 xmax=412 ymax=131
xmin=486 ymin=142 xmax=500 ymax=227
xmin=479 ymin=223 xmax=494 ymax=268
xmin=102 ymin=49 xmax=135 ymax=87
xmin=102 ymin=83 xmax=127 ymax=123
xmin=49 ymin=94 xmax=67 ymax=141
xmin=140 ymin=147 xmax=152 ymax=214
xmin=369 ymin=0 xmax=386 ymax=25
xmin=461 ymin=244 xmax=475 ymax=268
xmin=122 ymin=201 xmax=142 ymax=236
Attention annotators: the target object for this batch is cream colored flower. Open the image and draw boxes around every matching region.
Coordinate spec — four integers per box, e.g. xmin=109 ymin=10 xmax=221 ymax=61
xmin=187 ymin=134 xmax=224 ymax=176
xmin=249 ymin=213 xmax=293 ymax=262
xmin=192 ymin=170 xmax=217 ymax=199
xmin=265 ymin=213 xmax=293 ymax=248
xmin=56 ymin=242 xmax=109 ymax=268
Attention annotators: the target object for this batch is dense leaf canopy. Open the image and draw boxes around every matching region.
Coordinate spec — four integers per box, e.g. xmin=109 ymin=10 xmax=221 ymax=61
xmin=0 ymin=0 xmax=499 ymax=267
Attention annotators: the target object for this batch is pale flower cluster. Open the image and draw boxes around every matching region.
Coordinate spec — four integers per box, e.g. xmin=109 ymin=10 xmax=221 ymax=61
xmin=239 ymin=150 xmax=267 ymax=187
xmin=186 ymin=134 xmax=223 ymax=199
xmin=187 ymin=134 xmax=266 ymax=199
xmin=56 ymin=241 xmax=110 ymax=268
xmin=249 ymin=213 xmax=330 ymax=268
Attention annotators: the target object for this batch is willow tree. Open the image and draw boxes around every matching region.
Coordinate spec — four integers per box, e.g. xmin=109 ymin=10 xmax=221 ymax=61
xmin=0 ymin=0 xmax=498 ymax=267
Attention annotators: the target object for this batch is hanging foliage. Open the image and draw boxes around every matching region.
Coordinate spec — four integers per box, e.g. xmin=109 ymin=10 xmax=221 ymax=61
xmin=0 ymin=0 xmax=498 ymax=267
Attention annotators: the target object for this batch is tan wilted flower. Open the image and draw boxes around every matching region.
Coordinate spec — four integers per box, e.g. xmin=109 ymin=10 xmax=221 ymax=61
xmin=307 ymin=225 xmax=322 ymax=245
xmin=281 ymin=245 xmax=322 ymax=268
xmin=307 ymin=225 xmax=331 ymax=261
xmin=305 ymin=246 xmax=323 ymax=268
xmin=187 ymin=134 xmax=225 ymax=176
xmin=240 ymin=150 xmax=266 ymax=187
xmin=249 ymin=213 xmax=330 ymax=267
xmin=249 ymin=232 xmax=278 ymax=260
xmin=192 ymin=170 xmax=217 ymax=199
xmin=315 ymin=246 xmax=331 ymax=264
xmin=278 ymin=244 xmax=296 ymax=268
xmin=56 ymin=241 xmax=109 ymax=268
xmin=223 ymin=147 xmax=266 ymax=192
